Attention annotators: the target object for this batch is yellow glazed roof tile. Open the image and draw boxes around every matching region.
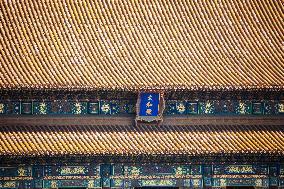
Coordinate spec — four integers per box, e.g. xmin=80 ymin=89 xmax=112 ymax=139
xmin=0 ymin=125 xmax=283 ymax=156
xmin=0 ymin=0 xmax=283 ymax=90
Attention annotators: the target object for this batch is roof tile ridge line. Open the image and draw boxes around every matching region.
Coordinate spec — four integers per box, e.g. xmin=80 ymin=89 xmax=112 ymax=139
xmin=0 ymin=2 xmax=27 ymax=87
xmin=184 ymin=2 xmax=222 ymax=88
xmin=214 ymin=125 xmax=235 ymax=153
xmin=187 ymin=124 xmax=209 ymax=155
xmin=0 ymin=128 xmax=11 ymax=154
xmin=173 ymin=0 xmax=215 ymax=86
xmin=0 ymin=3 xmax=22 ymax=86
xmin=9 ymin=125 xmax=25 ymax=156
xmin=17 ymin=126 xmax=35 ymax=155
xmin=1 ymin=126 xmax=16 ymax=155
xmin=98 ymin=124 xmax=118 ymax=155
xmin=44 ymin=124 xmax=68 ymax=155
xmin=51 ymin=0 xmax=84 ymax=86
xmin=224 ymin=124 xmax=248 ymax=153
xmin=57 ymin=125 xmax=73 ymax=154
xmin=139 ymin=124 xmax=158 ymax=155
xmin=152 ymin=0 xmax=192 ymax=86
xmin=130 ymin=125 xmax=149 ymax=154
xmin=251 ymin=0 xmax=284 ymax=82
xmin=210 ymin=0 xmax=251 ymax=86
xmin=16 ymin=0 xmax=47 ymax=87
xmin=29 ymin=125 xmax=50 ymax=156
xmin=120 ymin=0 xmax=163 ymax=86
xmin=219 ymin=125 xmax=243 ymax=154
xmin=46 ymin=0 xmax=77 ymax=86
xmin=222 ymin=0 xmax=266 ymax=86
xmin=64 ymin=0 xmax=94 ymax=87
xmin=85 ymin=125 xmax=103 ymax=154
xmin=259 ymin=124 xmax=279 ymax=153
xmin=105 ymin=1 xmax=144 ymax=87
xmin=155 ymin=124 xmax=176 ymax=155
xmin=186 ymin=0 xmax=236 ymax=86
xmin=185 ymin=125 xmax=213 ymax=155
xmin=72 ymin=1 xmax=103 ymax=88
xmin=262 ymin=124 xmax=284 ymax=152
xmin=23 ymin=0 xmax=52 ymax=87
xmin=252 ymin=125 xmax=275 ymax=153
xmin=240 ymin=124 xmax=261 ymax=153
xmin=67 ymin=0 xmax=106 ymax=87
xmin=67 ymin=125 xmax=86 ymax=155
xmin=201 ymin=124 xmax=225 ymax=153
xmin=49 ymin=0 xmax=83 ymax=87
xmin=147 ymin=0 xmax=191 ymax=85
xmin=92 ymin=0 xmax=134 ymax=89
xmin=12 ymin=1 xmax=41 ymax=86
xmin=86 ymin=124 xmax=102 ymax=154
xmin=152 ymin=125 xmax=174 ymax=154
xmin=37 ymin=0 xmax=67 ymax=86
xmin=117 ymin=125 xmax=136 ymax=155
xmin=241 ymin=0 xmax=282 ymax=84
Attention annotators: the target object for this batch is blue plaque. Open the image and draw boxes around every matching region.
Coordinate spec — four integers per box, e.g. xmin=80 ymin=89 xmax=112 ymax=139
xmin=139 ymin=93 xmax=160 ymax=116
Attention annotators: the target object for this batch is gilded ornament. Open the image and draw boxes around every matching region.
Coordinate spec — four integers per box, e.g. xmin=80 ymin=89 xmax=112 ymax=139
xmin=39 ymin=102 xmax=47 ymax=114
xmin=220 ymin=179 xmax=226 ymax=186
xmin=278 ymin=103 xmax=284 ymax=113
xmin=205 ymin=101 xmax=213 ymax=114
xmin=176 ymin=103 xmax=185 ymax=113
xmin=18 ymin=167 xmax=26 ymax=176
xmin=0 ymin=103 xmax=4 ymax=113
xmin=3 ymin=181 xmax=16 ymax=188
xmin=255 ymin=179 xmax=262 ymax=187
xmin=130 ymin=167 xmax=140 ymax=176
xmin=51 ymin=180 xmax=57 ymax=188
xmin=192 ymin=179 xmax=200 ymax=186
xmin=227 ymin=165 xmax=253 ymax=174
xmin=113 ymin=179 xmax=123 ymax=187
xmin=175 ymin=166 xmax=183 ymax=175
xmin=101 ymin=103 xmax=110 ymax=114
xmin=60 ymin=166 xmax=85 ymax=175
xmin=88 ymin=180 xmax=94 ymax=188
xmin=74 ymin=103 xmax=82 ymax=114
xmin=142 ymin=179 xmax=175 ymax=186
xmin=280 ymin=167 xmax=284 ymax=175
xmin=238 ymin=102 xmax=246 ymax=114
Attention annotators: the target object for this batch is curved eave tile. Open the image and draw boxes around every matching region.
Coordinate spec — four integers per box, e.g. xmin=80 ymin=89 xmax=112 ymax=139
xmin=0 ymin=125 xmax=283 ymax=156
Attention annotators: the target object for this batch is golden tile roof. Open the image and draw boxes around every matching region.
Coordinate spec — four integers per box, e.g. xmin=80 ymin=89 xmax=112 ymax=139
xmin=0 ymin=125 xmax=283 ymax=156
xmin=0 ymin=0 xmax=283 ymax=90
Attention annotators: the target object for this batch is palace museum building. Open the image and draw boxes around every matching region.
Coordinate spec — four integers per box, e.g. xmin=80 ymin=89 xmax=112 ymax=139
xmin=0 ymin=0 xmax=283 ymax=188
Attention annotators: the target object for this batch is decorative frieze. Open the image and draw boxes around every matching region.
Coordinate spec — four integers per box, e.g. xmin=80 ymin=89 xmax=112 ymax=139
xmin=213 ymin=165 xmax=268 ymax=175
xmin=166 ymin=100 xmax=284 ymax=115
xmin=59 ymin=166 xmax=88 ymax=176
xmin=0 ymin=164 xmax=283 ymax=188
xmin=0 ymin=100 xmax=283 ymax=116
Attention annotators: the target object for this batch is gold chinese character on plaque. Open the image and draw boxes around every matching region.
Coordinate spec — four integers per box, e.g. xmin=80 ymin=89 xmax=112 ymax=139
xmin=146 ymin=101 xmax=153 ymax=108
xmin=146 ymin=108 xmax=152 ymax=115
